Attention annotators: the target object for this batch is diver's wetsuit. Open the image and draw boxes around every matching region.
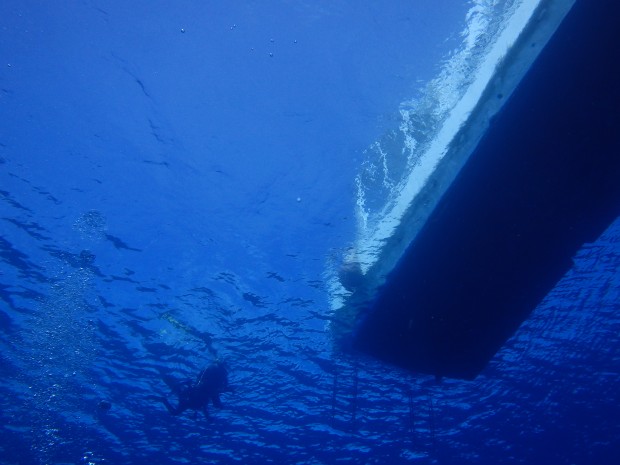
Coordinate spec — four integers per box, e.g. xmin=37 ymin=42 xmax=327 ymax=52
xmin=162 ymin=362 xmax=229 ymax=416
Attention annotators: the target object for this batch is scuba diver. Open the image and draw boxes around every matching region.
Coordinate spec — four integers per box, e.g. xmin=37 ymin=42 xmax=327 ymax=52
xmin=161 ymin=361 xmax=230 ymax=417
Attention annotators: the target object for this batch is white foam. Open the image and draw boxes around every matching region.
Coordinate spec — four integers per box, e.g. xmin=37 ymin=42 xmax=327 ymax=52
xmin=356 ymin=0 xmax=541 ymax=271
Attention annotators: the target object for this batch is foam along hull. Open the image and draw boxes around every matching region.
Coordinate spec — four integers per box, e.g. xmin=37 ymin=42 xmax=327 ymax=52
xmin=351 ymin=0 xmax=620 ymax=380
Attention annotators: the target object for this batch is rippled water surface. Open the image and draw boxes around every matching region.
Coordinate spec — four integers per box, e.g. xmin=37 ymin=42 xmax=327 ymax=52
xmin=1 ymin=1 xmax=618 ymax=464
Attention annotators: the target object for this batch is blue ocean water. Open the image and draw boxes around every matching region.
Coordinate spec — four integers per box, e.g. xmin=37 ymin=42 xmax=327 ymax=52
xmin=1 ymin=1 xmax=618 ymax=464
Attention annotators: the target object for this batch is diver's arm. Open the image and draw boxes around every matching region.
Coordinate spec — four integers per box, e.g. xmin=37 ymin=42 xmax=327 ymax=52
xmin=161 ymin=397 xmax=180 ymax=415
